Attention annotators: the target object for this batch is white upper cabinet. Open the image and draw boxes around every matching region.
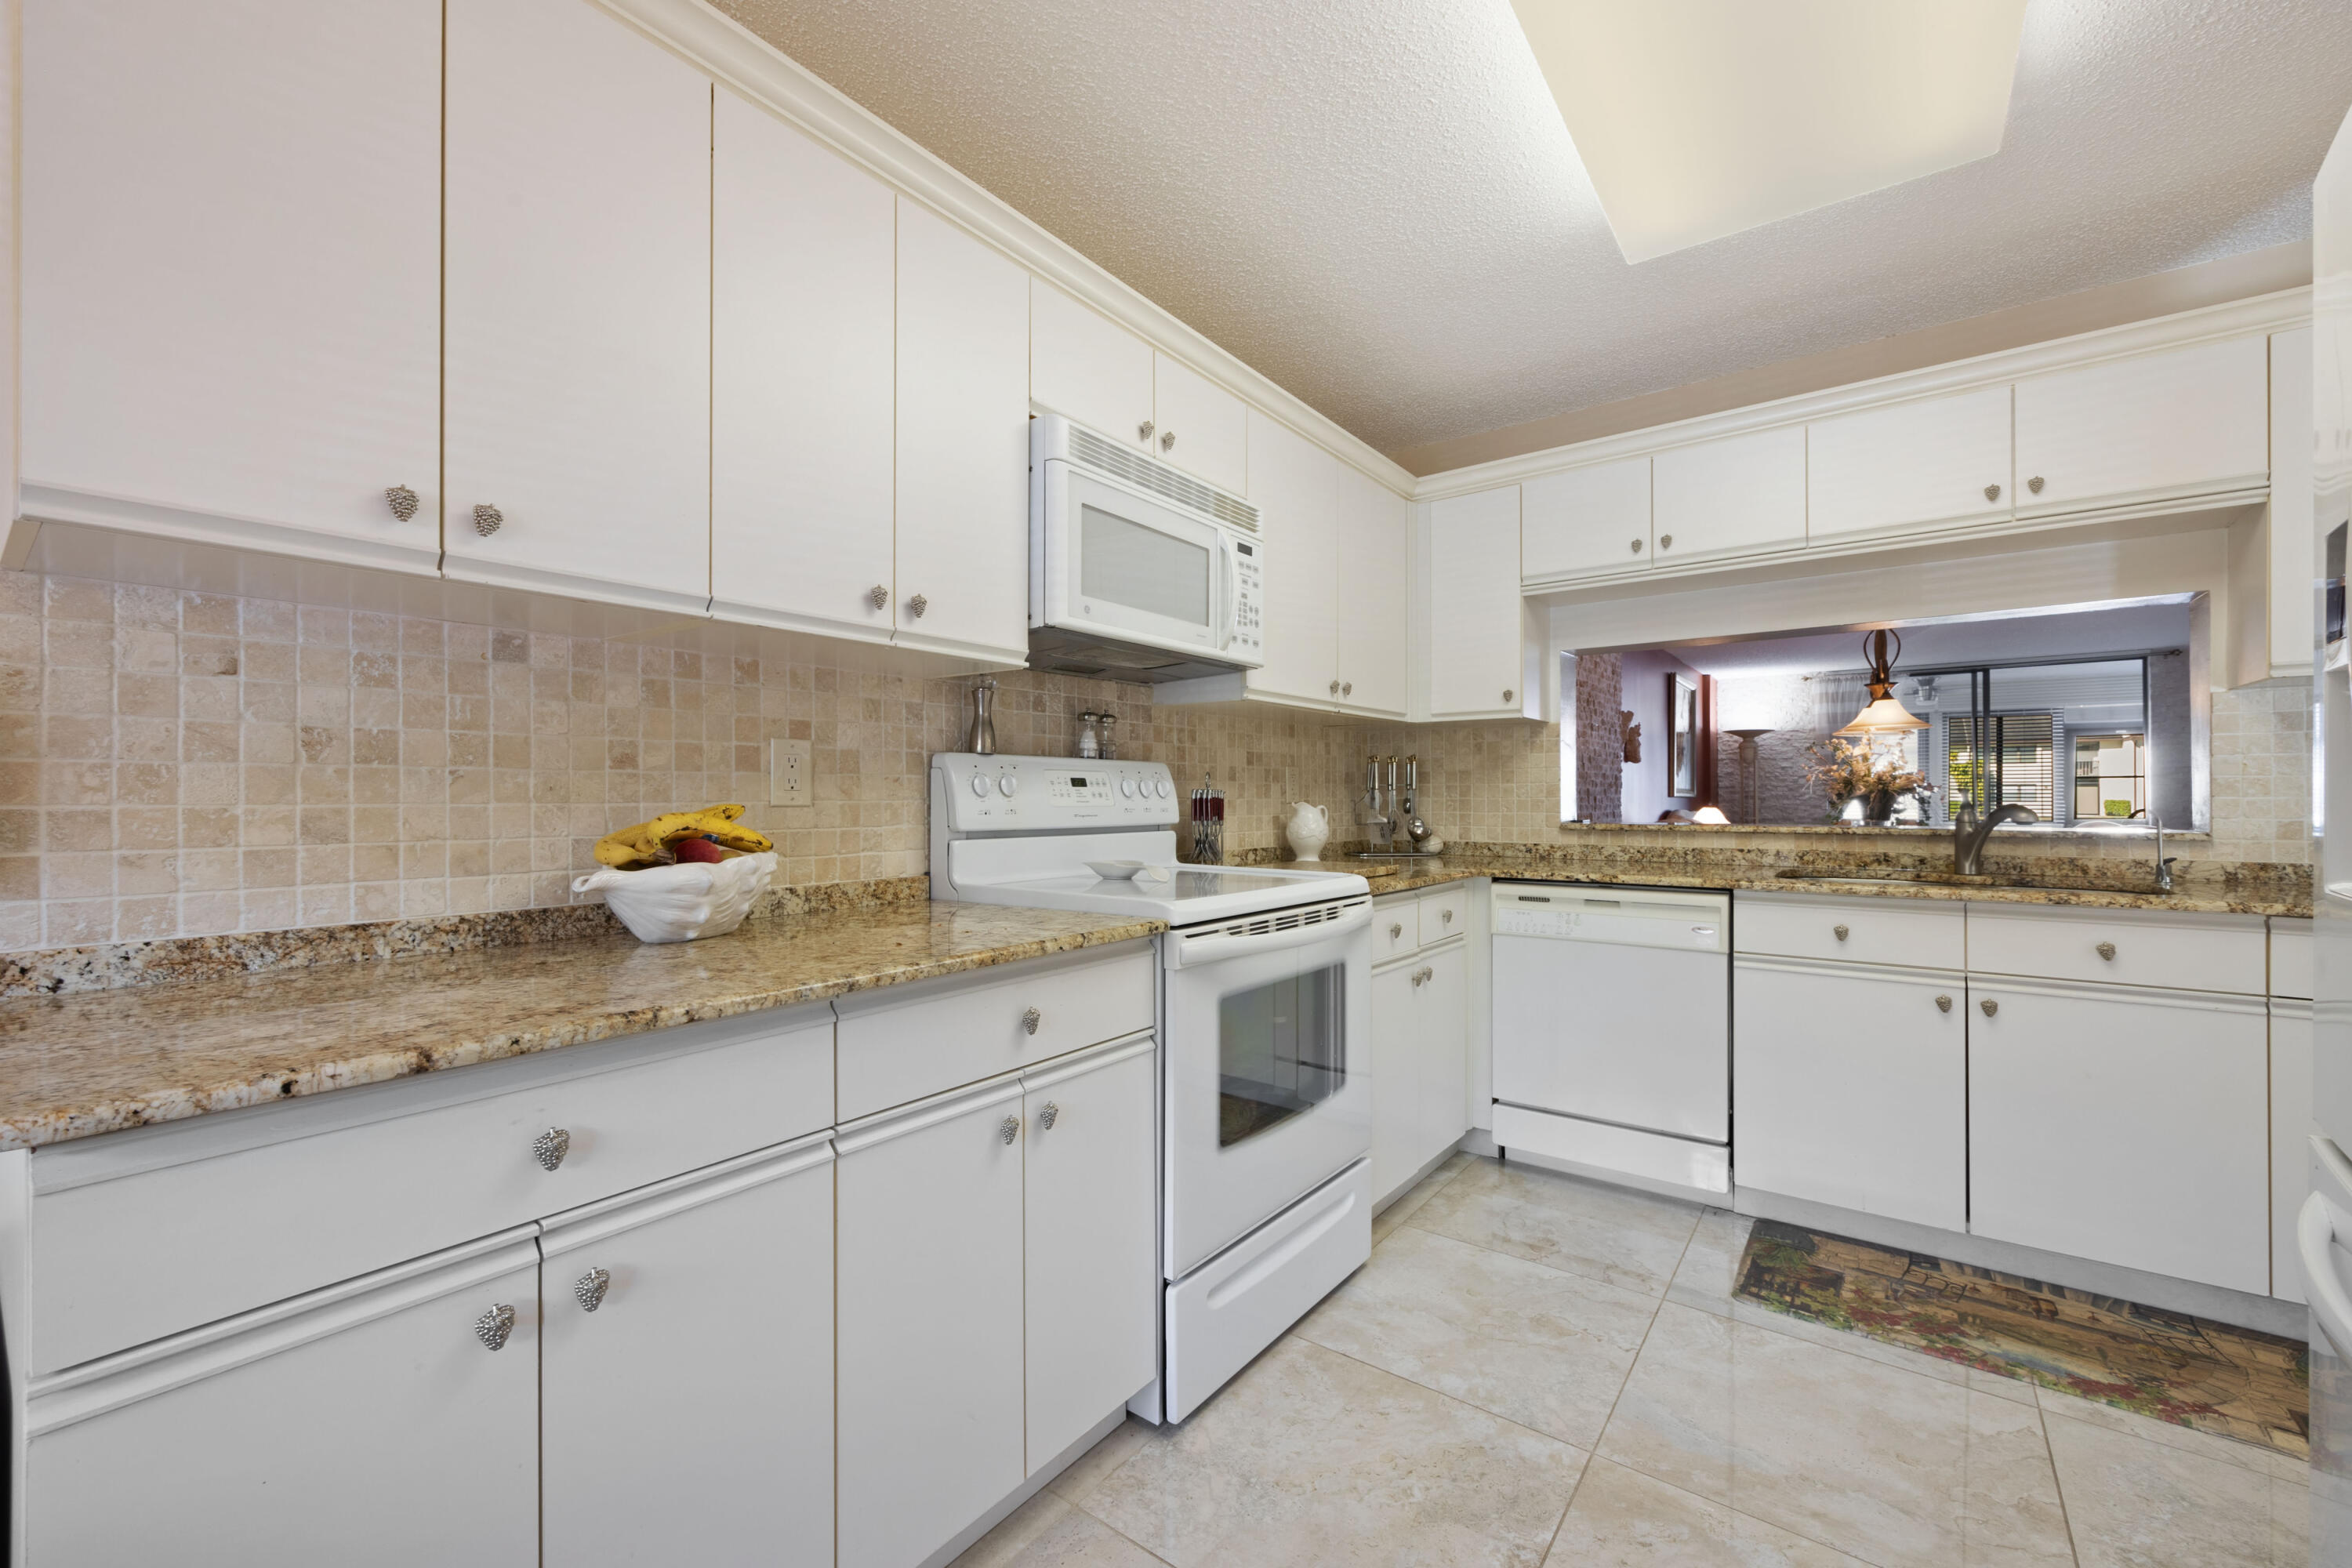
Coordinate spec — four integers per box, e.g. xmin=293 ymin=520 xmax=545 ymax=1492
xmin=1650 ymin=425 xmax=1808 ymax=565
xmin=1807 ymin=385 xmax=2013 ymax=544
xmin=1521 ymin=456 xmax=1652 ymax=582
xmin=1030 ymin=281 xmax=1156 ymax=449
xmin=2013 ymin=335 xmax=2270 ymax=518
xmin=20 ymin=0 xmax=443 ymax=574
xmin=711 ymin=89 xmax=897 ymax=642
xmin=1426 ymin=486 xmax=1533 ymax=720
xmin=1152 ymin=354 xmax=1251 ymax=495
xmin=895 ymin=199 xmax=1032 ymax=662
xmin=443 ymin=0 xmax=712 ymax=613
xmin=1247 ymin=412 xmax=1341 ymax=706
xmin=1335 ymin=463 xmax=1410 ymax=718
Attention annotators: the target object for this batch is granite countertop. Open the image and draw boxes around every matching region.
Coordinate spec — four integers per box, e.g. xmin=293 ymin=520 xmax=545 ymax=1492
xmin=0 ymin=902 xmax=1163 ymax=1152
xmin=1253 ymin=854 xmax=2310 ymax=917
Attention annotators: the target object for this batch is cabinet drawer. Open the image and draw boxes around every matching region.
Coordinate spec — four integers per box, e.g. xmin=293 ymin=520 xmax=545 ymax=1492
xmin=835 ymin=945 xmax=1153 ymax=1121
xmin=1733 ymin=891 xmax=1964 ymax=970
xmin=2271 ymin=917 xmax=2314 ymax=1000
xmin=1419 ymin=884 xmax=1471 ymax=946
xmin=25 ymin=1007 xmax=834 ymax=1376
xmin=1966 ymin=905 xmax=2265 ymax=994
xmin=1374 ymin=894 xmax=1420 ymax=961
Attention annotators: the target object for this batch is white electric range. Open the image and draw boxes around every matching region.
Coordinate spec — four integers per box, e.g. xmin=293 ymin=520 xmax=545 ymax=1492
xmin=930 ymin=753 xmax=1374 ymax=1422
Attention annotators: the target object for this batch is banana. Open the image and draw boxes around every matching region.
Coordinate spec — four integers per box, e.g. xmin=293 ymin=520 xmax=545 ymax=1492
xmin=594 ymin=804 xmax=775 ymax=869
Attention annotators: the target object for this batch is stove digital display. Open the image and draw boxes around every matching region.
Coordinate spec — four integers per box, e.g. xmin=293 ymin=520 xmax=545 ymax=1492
xmin=1069 ymin=777 xmax=1088 ymax=787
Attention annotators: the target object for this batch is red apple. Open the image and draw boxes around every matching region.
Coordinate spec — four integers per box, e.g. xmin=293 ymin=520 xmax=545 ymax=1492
xmin=671 ymin=836 xmax=726 ymax=863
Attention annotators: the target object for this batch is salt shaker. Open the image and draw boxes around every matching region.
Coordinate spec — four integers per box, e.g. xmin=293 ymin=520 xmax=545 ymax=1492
xmin=1077 ymin=711 xmax=1102 ymax=760
xmin=1097 ymin=711 xmax=1119 ymax=760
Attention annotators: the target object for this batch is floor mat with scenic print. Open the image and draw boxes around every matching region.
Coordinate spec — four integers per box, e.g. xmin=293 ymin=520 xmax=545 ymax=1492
xmin=1733 ymin=1219 xmax=2309 ymax=1457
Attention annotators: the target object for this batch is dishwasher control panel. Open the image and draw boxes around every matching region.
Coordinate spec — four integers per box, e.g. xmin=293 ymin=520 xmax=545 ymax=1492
xmin=1491 ymin=884 xmax=1725 ymax=952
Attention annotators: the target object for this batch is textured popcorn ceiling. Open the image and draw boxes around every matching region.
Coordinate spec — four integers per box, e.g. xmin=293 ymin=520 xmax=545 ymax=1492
xmin=711 ymin=0 xmax=2352 ymax=457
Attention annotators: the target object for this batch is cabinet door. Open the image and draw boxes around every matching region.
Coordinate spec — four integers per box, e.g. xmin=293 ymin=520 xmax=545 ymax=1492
xmin=837 ymin=1083 xmax=1027 ymax=1568
xmin=27 ymin=1240 xmax=539 ymax=1566
xmin=1427 ymin=486 xmax=1531 ymax=719
xmin=444 ymin=0 xmax=712 ymax=612
xmin=1247 ymin=411 xmax=1341 ymax=705
xmin=1651 ymin=426 xmax=1807 ymax=565
xmin=1335 ymin=463 xmax=1410 ymax=717
xmin=1807 ymin=385 xmax=2013 ymax=544
xmin=1969 ymin=979 xmax=2269 ymax=1293
xmin=895 ymin=198 xmax=1032 ymax=660
xmin=1731 ymin=958 xmax=1966 ymax=1230
xmin=1521 ymin=457 xmax=1652 ymax=582
xmin=1153 ymin=353 xmax=1251 ymax=495
xmin=21 ymin=0 xmax=442 ymax=573
xmin=543 ymin=1143 xmax=834 ymax=1565
xmin=2013 ymin=335 xmax=2270 ymax=517
xmin=1023 ymin=1041 xmax=1158 ymax=1470
xmin=711 ymin=89 xmax=897 ymax=641
xmin=1370 ymin=961 xmax=1420 ymax=1202
xmin=1416 ymin=942 xmax=1470 ymax=1171
xmin=2275 ymin=1000 xmax=2315 ymax=1302
xmin=1032 ymin=280 xmax=1156 ymax=449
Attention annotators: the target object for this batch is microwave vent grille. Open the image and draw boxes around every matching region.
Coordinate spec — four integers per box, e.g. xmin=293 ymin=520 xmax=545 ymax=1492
xmin=1069 ymin=424 xmax=1259 ymax=533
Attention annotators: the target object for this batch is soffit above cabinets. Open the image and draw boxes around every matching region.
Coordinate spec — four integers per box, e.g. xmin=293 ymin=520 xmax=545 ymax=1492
xmin=709 ymin=0 xmax=2352 ymax=459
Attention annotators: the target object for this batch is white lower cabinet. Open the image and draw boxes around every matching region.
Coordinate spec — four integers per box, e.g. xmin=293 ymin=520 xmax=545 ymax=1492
xmin=28 ymin=1235 xmax=541 ymax=1566
xmin=1732 ymin=956 xmax=1968 ymax=1231
xmin=2274 ymin=997 xmax=2315 ymax=1303
xmin=1371 ymin=915 xmax=1469 ymax=1206
xmin=837 ymin=1078 xmax=1029 ymax=1568
xmin=1022 ymin=1038 xmax=1159 ymax=1470
xmin=540 ymin=1138 xmax=835 ymax=1566
xmin=1969 ymin=977 xmax=2269 ymax=1294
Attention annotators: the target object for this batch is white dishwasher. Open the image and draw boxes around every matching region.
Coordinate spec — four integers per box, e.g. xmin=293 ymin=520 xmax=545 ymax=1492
xmin=1490 ymin=882 xmax=1731 ymax=1197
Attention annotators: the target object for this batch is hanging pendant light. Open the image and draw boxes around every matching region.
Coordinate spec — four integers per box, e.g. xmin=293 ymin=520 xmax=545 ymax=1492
xmin=1837 ymin=630 xmax=1929 ymax=735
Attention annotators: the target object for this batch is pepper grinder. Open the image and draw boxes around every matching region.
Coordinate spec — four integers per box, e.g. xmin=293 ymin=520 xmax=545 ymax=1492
xmin=1097 ymin=711 xmax=1119 ymax=760
xmin=1077 ymin=711 xmax=1102 ymax=760
xmin=968 ymin=678 xmax=996 ymax=755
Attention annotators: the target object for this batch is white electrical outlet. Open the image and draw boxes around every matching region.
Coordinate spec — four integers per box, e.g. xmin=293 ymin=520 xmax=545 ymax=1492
xmin=768 ymin=738 xmax=811 ymax=807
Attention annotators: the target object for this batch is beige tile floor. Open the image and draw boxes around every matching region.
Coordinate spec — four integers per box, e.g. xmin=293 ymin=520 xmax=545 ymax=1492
xmin=953 ymin=1153 xmax=2311 ymax=1568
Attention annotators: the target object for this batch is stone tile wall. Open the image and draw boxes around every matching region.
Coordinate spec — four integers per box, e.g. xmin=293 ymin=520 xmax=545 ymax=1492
xmin=0 ymin=568 xmax=2314 ymax=953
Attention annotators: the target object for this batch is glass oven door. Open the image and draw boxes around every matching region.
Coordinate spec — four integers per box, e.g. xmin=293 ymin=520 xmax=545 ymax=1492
xmin=1163 ymin=918 xmax=1372 ymax=1278
xmin=1042 ymin=465 xmax=1229 ymax=655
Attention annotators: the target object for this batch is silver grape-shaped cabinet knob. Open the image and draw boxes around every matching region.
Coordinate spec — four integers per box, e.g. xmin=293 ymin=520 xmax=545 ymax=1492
xmin=475 ymin=1303 xmax=517 ymax=1352
xmin=532 ymin=1127 xmax=571 ymax=1172
xmin=385 ymin=485 xmax=419 ymax=521
xmin=574 ymin=1268 xmax=611 ymax=1313
xmin=472 ymin=503 xmax=503 ymax=537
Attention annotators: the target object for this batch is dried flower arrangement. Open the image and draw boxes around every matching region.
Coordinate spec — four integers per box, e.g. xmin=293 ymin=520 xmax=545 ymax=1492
xmin=1806 ymin=737 xmax=1930 ymax=822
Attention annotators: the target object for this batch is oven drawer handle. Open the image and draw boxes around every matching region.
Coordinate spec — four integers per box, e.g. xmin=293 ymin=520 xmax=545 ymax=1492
xmin=1163 ymin=900 xmax=1374 ymax=969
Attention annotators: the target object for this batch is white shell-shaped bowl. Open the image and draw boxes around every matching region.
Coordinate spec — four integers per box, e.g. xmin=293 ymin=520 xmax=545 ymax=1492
xmin=572 ymin=851 xmax=777 ymax=944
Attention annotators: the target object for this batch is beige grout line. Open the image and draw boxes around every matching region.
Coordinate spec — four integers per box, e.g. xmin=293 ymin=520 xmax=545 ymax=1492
xmin=2031 ymin=1399 xmax=2088 ymax=1568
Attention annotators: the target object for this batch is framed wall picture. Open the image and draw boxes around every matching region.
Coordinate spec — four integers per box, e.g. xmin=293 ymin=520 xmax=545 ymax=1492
xmin=1668 ymin=673 xmax=1698 ymax=797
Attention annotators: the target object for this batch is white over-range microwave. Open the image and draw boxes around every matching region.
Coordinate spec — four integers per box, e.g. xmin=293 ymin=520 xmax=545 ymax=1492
xmin=1028 ymin=412 xmax=1265 ymax=682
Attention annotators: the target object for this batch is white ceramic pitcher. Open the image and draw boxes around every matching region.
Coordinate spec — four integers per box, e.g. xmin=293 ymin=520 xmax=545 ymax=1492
xmin=1284 ymin=801 xmax=1331 ymax=861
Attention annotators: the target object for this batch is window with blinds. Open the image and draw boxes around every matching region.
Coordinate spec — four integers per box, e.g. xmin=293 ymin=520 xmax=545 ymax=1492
xmin=1944 ymin=713 xmax=2056 ymax=819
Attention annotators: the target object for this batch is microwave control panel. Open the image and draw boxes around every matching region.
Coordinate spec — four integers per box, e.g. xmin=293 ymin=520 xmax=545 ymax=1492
xmin=1230 ymin=537 xmax=1263 ymax=661
xmin=933 ymin=753 xmax=1179 ymax=832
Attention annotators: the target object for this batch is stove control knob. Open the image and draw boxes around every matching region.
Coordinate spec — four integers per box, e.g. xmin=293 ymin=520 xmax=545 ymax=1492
xmin=968 ymin=771 xmax=989 ymax=799
xmin=1120 ymin=778 xmax=1135 ymax=797
xmin=997 ymin=773 xmax=1018 ymax=797
xmin=1155 ymin=778 xmax=1171 ymax=798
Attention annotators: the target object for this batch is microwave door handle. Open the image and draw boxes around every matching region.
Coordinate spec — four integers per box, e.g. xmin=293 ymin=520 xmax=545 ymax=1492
xmin=1219 ymin=539 xmax=1238 ymax=650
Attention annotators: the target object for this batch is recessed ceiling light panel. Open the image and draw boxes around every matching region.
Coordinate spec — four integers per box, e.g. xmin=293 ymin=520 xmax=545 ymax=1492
xmin=1512 ymin=0 xmax=2029 ymax=263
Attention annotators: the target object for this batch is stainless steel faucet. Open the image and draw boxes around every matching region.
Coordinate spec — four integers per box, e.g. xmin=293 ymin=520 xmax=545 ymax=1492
xmin=1951 ymin=800 xmax=2038 ymax=876
xmin=2151 ymin=814 xmax=2176 ymax=893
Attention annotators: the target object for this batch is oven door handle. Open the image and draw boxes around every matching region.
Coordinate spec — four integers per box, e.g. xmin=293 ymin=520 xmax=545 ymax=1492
xmin=1163 ymin=900 xmax=1371 ymax=969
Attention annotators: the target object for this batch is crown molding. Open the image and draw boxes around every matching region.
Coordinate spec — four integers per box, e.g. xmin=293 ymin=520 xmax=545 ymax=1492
xmin=597 ymin=0 xmax=1415 ymax=498
xmin=1414 ymin=285 xmax=2314 ymax=503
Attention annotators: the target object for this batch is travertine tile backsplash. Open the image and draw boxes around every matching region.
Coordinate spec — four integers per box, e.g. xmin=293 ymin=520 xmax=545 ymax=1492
xmin=1 ymin=568 xmax=2313 ymax=952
